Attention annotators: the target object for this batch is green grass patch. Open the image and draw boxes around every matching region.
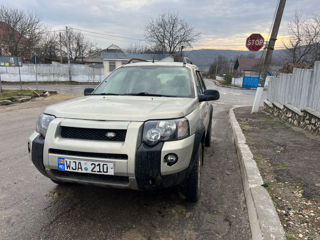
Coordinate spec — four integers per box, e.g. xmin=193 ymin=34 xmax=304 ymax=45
xmin=263 ymin=181 xmax=275 ymax=190
xmin=286 ymin=233 xmax=297 ymax=240
xmin=0 ymin=89 xmax=44 ymax=100
xmin=273 ymin=200 xmax=278 ymax=209
xmin=252 ymin=151 xmax=267 ymax=164
xmin=239 ymin=122 xmax=254 ymax=131
xmin=257 ymin=116 xmax=275 ymax=122
xmin=275 ymin=164 xmax=287 ymax=170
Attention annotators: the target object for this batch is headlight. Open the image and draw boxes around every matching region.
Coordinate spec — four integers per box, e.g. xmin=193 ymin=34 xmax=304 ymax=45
xmin=36 ymin=113 xmax=55 ymax=137
xmin=143 ymin=118 xmax=189 ymax=146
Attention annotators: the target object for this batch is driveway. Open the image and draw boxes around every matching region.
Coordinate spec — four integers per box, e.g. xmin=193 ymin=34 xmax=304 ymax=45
xmin=0 ymin=81 xmax=257 ymax=240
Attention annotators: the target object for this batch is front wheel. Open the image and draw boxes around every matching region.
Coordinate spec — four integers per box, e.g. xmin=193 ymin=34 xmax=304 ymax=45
xmin=182 ymin=142 xmax=203 ymax=202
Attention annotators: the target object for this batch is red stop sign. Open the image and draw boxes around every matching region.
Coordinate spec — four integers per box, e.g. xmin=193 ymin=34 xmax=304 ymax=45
xmin=246 ymin=34 xmax=264 ymax=51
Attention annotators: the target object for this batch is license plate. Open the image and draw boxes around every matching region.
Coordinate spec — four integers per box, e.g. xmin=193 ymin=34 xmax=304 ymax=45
xmin=57 ymin=157 xmax=114 ymax=175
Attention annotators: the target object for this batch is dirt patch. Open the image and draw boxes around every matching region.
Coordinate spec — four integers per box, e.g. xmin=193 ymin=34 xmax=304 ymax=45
xmin=235 ymin=107 xmax=320 ymax=240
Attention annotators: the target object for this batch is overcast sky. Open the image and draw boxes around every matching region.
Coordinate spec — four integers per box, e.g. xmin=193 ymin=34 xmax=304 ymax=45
xmin=1 ymin=0 xmax=320 ymax=51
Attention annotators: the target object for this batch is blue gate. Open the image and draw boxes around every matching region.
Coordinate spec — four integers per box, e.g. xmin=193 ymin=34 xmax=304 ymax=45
xmin=242 ymin=73 xmax=260 ymax=88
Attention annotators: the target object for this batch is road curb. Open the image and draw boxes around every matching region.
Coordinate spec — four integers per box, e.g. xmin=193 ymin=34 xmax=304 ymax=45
xmin=229 ymin=107 xmax=286 ymax=240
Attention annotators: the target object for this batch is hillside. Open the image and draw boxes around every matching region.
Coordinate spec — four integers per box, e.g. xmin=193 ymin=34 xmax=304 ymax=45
xmin=184 ymin=49 xmax=285 ymax=71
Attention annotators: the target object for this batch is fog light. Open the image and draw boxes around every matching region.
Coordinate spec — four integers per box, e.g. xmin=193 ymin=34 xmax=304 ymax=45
xmin=164 ymin=153 xmax=178 ymax=166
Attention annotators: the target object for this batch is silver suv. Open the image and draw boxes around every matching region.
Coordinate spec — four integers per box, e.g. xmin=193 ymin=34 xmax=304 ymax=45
xmin=28 ymin=59 xmax=219 ymax=202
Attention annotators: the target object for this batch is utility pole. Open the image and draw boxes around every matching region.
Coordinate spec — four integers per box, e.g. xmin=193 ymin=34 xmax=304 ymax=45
xmin=252 ymin=0 xmax=286 ymax=113
xmin=66 ymin=26 xmax=72 ymax=81
xmin=59 ymin=32 xmax=63 ymax=64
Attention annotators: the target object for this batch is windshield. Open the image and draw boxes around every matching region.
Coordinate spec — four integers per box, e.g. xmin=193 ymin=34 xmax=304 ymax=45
xmin=93 ymin=66 xmax=194 ymax=98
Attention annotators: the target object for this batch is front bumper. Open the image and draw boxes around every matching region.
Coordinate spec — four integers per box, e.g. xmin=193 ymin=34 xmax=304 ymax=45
xmin=28 ymin=120 xmax=195 ymax=190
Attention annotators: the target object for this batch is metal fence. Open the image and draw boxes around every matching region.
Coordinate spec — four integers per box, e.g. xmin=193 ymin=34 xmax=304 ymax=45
xmin=0 ymin=64 xmax=104 ymax=83
xmin=267 ymin=61 xmax=320 ymax=112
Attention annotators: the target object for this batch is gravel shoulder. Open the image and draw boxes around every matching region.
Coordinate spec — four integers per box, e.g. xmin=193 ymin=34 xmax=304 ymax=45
xmin=234 ymin=107 xmax=320 ymax=240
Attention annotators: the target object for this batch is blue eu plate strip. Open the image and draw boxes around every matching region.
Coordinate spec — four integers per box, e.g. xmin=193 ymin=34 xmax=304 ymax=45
xmin=58 ymin=157 xmax=65 ymax=171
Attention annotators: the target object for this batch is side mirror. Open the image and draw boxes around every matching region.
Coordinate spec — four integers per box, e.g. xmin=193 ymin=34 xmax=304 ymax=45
xmin=199 ymin=89 xmax=220 ymax=102
xmin=84 ymin=88 xmax=94 ymax=96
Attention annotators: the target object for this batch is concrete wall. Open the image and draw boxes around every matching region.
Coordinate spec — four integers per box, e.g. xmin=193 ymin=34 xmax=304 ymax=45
xmin=232 ymin=77 xmax=243 ymax=87
xmin=216 ymin=76 xmax=224 ymax=81
xmin=0 ymin=64 xmax=104 ymax=83
xmin=267 ymin=61 xmax=320 ymax=112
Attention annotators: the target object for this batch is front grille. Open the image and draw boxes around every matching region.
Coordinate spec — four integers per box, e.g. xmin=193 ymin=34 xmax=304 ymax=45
xmin=50 ymin=170 xmax=129 ymax=184
xmin=49 ymin=149 xmax=128 ymax=160
xmin=60 ymin=126 xmax=126 ymax=142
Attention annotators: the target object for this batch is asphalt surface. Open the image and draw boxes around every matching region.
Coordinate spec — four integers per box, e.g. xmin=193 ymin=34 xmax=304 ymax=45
xmin=0 ymin=81 xmax=259 ymax=240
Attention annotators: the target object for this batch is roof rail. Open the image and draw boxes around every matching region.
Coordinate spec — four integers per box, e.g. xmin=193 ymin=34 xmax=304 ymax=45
xmin=127 ymin=58 xmax=148 ymax=64
xmin=183 ymin=57 xmax=192 ymax=66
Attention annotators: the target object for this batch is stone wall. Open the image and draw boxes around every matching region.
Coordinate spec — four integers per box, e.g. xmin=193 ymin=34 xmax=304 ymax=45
xmin=264 ymin=100 xmax=320 ymax=136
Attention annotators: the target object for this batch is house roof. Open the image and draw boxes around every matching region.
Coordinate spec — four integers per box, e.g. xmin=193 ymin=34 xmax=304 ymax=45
xmin=106 ymin=44 xmax=122 ymax=51
xmin=100 ymin=51 xmax=128 ymax=60
xmin=234 ymin=58 xmax=260 ymax=71
xmin=0 ymin=21 xmax=27 ymax=42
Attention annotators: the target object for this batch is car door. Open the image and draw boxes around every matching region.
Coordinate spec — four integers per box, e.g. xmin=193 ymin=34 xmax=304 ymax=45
xmin=195 ymin=71 xmax=210 ymax=132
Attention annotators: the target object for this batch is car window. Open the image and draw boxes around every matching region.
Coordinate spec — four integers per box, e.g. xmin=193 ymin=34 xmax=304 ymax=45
xmin=197 ymin=71 xmax=207 ymax=91
xmin=195 ymin=71 xmax=205 ymax=94
xmin=94 ymin=66 xmax=195 ymax=98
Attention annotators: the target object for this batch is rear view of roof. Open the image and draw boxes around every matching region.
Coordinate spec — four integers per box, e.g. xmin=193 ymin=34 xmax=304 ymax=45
xmin=234 ymin=58 xmax=260 ymax=71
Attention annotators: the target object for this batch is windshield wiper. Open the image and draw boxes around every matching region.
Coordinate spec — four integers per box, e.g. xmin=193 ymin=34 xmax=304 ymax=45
xmin=122 ymin=92 xmax=174 ymax=97
xmin=91 ymin=92 xmax=177 ymax=97
xmin=91 ymin=93 xmax=121 ymax=96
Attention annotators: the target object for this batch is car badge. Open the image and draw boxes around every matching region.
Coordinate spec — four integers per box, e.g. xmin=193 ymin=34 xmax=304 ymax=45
xmin=106 ymin=132 xmax=116 ymax=138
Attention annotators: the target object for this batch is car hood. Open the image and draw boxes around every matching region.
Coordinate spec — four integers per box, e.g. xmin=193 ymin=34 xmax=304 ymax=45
xmin=44 ymin=96 xmax=198 ymax=121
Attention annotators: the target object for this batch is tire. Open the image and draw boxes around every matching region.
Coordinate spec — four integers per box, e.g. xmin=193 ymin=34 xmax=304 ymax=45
xmin=205 ymin=107 xmax=213 ymax=147
xmin=183 ymin=142 xmax=203 ymax=202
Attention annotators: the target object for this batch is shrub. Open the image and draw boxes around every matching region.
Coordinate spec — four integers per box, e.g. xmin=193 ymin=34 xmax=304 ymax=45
xmin=224 ymin=73 xmax=232 ymax=85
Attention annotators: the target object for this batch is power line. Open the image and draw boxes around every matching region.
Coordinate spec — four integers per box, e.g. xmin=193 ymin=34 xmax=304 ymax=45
xmin=70 ymin=27 xmax=145 ymax=41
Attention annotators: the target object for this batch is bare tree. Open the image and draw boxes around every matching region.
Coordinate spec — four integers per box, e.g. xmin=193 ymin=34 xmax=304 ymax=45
xmin=284 ymin=13 xmax=320 ymax=65
xmin=35 ymin=31 xmax=59 ymax=62
xmin=126 ymin=43 xmax=151 ymax=54
xmin=0 ymin=5 xmax=43 ymax=59
xmin=60 ymin=29 xmax=94 ymax=62
xmin=208 ymin=55 xmax=230 ymax=75
xmin=145 ymin=13 xmax=198 ymax=54
xmin=126 ymin=43 xmax=165 ymax=54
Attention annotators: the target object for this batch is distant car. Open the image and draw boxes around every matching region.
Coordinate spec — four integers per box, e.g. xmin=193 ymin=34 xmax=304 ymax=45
xmin=28 ymin=58 xmax=220 ymax=202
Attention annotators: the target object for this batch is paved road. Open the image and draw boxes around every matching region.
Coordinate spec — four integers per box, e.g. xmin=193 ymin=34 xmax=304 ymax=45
xmin=0 ymin=81 xmax=257 ymax=240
